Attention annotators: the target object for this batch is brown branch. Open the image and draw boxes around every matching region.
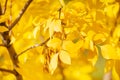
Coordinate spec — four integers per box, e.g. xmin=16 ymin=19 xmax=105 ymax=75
xmin=7 ymin=45 xmax=19 ymax=67
xmin=0 ymin=22 xmax=8 ymax=28
xmin=58 ymin=7 xmax=62 ymax=19
xmin=0 ymin=3 xmax=2 ymax=15
xmin=0 ymin=1 xmax=8 ymax=28
xmin=0 ymin=44 xmax=5 ymax=46
xmin=3 ymin=0 xmax=8 ymax=14
xmin=1 ymin=31 xmax=19 ymax=67
xmin=16 ymin=38 xmax=50 ymax=58
xmin=0 ymin=32 xmax=7 ymax=46
xmin=0 ymin=68 xmax=23 ymax=80
xmin=0 ymin=68 xmax=15 ymax=74
xmin=13 ymin=69 xmax=23 ymax=80
xmin=8 ymin=0 xmax=33 ymax=30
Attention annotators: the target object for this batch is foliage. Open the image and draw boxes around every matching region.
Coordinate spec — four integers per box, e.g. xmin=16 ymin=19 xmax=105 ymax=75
xmin=0 ymin=0 xmax=120 ymax=80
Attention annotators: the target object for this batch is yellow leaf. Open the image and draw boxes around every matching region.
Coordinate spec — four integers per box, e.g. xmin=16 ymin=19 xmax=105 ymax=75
xmin=101 ymin=44 xmax=120 ymax=59
xmin=54 ymin=19 xmax=62 ymax=33
xmin=101 ymin=44 xmax=115 ymax=59
xmin=62 ymin=40 xmax=79 ymax=58
xmin=59 ymin=0 xmax=65 ymax=6
xmin=104 ymin=2 xmax=119 ymax=18
xmin=84 ymin=30 xmax=95 ymax=50
xmin=93 ymin=33 xmax=106 ymax=44
xmin=18 ymin=52 xmax=28 ymax=64
xmin=3 ymin=74 xmax=16 ymax=80
xmin=114 ymin=60 xmax=120 ymax=78
xmin=100 ymin=0 xmax=115 ymax=4
xmin=44 ymin=17 xmax=54 ymax=38
xmin=59 ymin=50 xmax=71 ymax=65
xmin=36 ymin=54 xmax=45 ymax=64
xmin=0 ymin=14 xmax=9 ymax=23
xmin=47 ymin=37 xmax=61 ymax=50
xmin=34 ymin=0 xmax=49 ymax=3
xmin=112 ymin=61 xmax=120 ymax=80
xmin=10 ymin=34 xmax=16 ymax=44
xmin=33 ymin=26 xmax=40 ymax=38
xmin=45 ymin=18 xmax=62 ymax=38
xmin=49 ymin=53 xmax=58 ymax=74
xmin=0 ymin=26 xmax=8 ymax=32
xmin=113 ymin=25 xmax=120 ymax=39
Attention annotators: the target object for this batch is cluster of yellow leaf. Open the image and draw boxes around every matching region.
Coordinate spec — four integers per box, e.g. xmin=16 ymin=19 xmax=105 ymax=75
xmin=0 ymin=0 xmax=120 ymax=80
xmin=41 ymin=0 xmax=120 ymax=79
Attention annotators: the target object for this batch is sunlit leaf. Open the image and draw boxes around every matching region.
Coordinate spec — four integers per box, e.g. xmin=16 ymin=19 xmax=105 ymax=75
xmin=93 ymin=33 xmax=106 ymax=44
xmin=104 ymin=2 xmax=119 ymax=18
xmin=49 ymin=53 xmax=58 ymax=74
xmin=114 ymin=60 xmax=120 ymax=78
xmin=101 ymin=44 xmax=120 ymax=59
xmin=62 ymin=40 xmax=79 ymax=58
xmin=100 ymin=0 xmax=115 ymax=4
xmin=112 ymin=62 xmax=120 ymax=80
xmin=47 ymin=37 xmax=61 ymax=50
xmin=59 ymin=50 xmax=71 ymax=65
xmin=59 ymin=0 xmax=65 ymax=6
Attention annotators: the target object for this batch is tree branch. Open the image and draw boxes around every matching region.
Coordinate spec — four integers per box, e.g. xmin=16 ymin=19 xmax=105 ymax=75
xmin=0 ymin=68 xmax=23 ymax=80
xmin=0 ymin=44 xmax=5 ymax=46
xmin=8 ymin=0 xmax=33 ymax=30
xmin=0 ymin=3 xmax=2 ymax=15
xmin=16 ymin=38 xmax=50 ymax=58
xmin=0 ymin=68 xmax=15 ymax=75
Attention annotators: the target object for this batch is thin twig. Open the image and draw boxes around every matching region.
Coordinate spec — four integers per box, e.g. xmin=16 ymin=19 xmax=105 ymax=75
xmin=0 ymin=1 xmax=8 ymax=28
xmin=0 ymin=68 xmax=15 ymax=74
xmin=58 ymin=7 xmax=62 ymax=19
xmin=3 ymin=0 xmax=8 ymax=14
xmin=9 ymin=0 xmax=33 ymax=30
xmin=0 ymin=44 xmax=5 ymax=46
xmin=0 ymin=22 xmax=8 ymax=28
xmin=9 ymin=0 xmax=12 ymax=25
xmin=0 ymin=68 xmax=23 ymax=80
xmin=16 ymin=38 xmax=50 ymax=58
xmin=0 ymin=3 xmax=2 ymax=15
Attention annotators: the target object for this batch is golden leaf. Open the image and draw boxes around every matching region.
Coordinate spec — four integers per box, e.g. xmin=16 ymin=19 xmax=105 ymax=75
xmin=93 ymin=33 xmax=106 ymax=44
xmin=100 ymin=0 xmax=115 ymax=4
xmin=54 ymin=19 xmax=62 ymax=33
xmin=104 ymin=2 xmax=119 ymax=18
xmin=49 ymin=53 xmax=58 ymax=74
xmin=101 ymin=44 xmax=120 ymax=59
xmin=59 ymin=0 xmax=65 ymax=7
xmin=115 ymin=60 xmax=120 ymax=78
xmin=59 ymin=50 xmax=71 ymax=65
xmin=47 ymin=37 xmax=61 ymax=50
xmin=18 ymin=52 xmax=28 ymax=64
xmin=62 ymin=40 xmax=79 ymax=58
xmin=112 ymin=61 xmax=120 ymax=80
xmin=33 ymin=26 xmax=40 ymax=38
xmin=45 ymin=18 xmax=62 ymax=38
xmin=44 ymin=17 xmax=54 ymax=38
